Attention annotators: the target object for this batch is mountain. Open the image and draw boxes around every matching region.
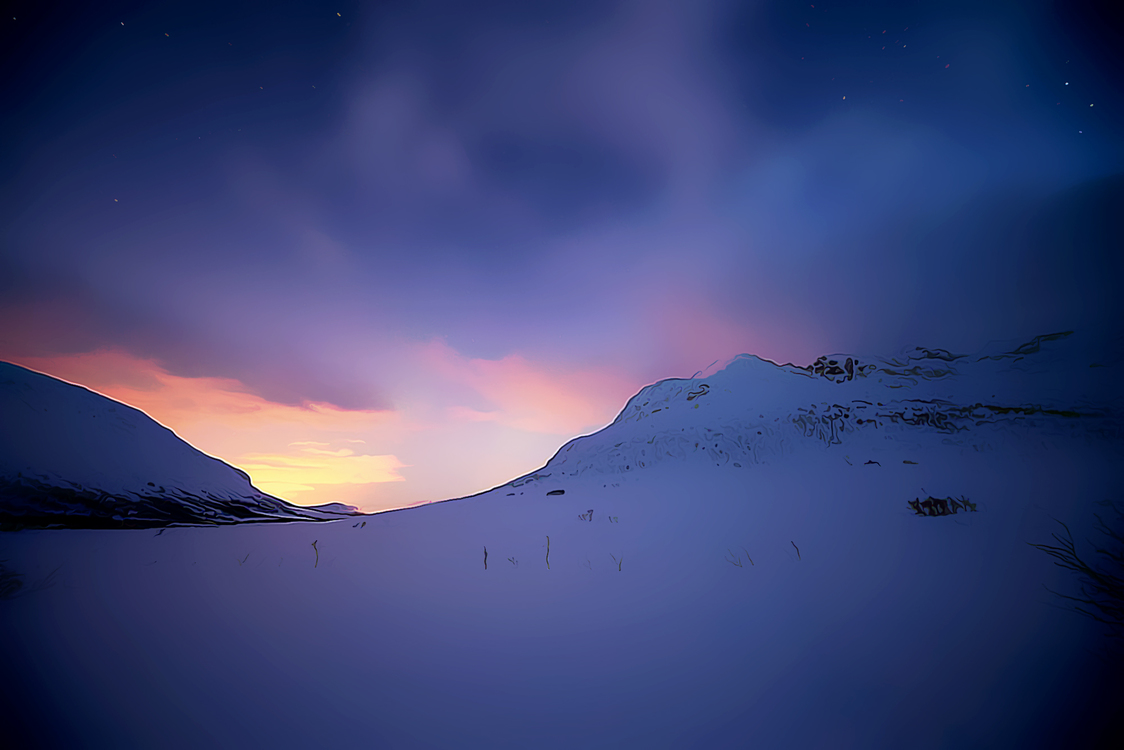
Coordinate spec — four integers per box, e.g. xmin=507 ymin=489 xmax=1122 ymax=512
xmin=2 ymin=333 xmax=1122 ymax=748
xmin=506 ymin=330 xmax=1124 ymax=490
xmin=3 ymin=331 xmax=1120 ymax=529
xmin=0 ymin=362 xmax=362 ymax=529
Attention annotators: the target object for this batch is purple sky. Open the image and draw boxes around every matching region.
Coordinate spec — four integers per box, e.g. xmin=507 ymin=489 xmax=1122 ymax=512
xmin=2 ymin=0 xmax=1122 ymax=510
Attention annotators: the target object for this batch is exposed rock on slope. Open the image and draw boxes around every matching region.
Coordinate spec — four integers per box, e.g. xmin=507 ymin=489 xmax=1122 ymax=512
xmin=508 ymin=331 xmax=1124 ymax=488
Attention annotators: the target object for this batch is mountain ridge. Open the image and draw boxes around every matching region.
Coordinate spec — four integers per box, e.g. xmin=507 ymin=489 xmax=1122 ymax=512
xmin=0 ymin=361 xmax=362 ymax=530
xmin=4 ymin=331 xmax=1121 ymax=526
xmin=504 ymin=330 xmax=1124 ymax=490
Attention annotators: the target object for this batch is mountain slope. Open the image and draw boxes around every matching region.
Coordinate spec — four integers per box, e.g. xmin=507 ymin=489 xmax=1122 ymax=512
xmin=0 ymin=362 xmax=359 ymax=529
xmin=506 ymin=331 xmax=1124 ymax=489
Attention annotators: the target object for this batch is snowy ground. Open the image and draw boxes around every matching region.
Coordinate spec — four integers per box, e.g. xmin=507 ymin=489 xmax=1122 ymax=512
xmin=2 ymin=428 xmax=1121 ymax=748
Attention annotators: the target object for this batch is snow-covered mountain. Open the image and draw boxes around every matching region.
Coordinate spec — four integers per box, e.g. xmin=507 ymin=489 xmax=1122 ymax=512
xmin=3 ymin=331 xmax=1119 ymax=529
xmin=0 ymin=362 xmax=361 ymax=529
xmin=508 ymin=331 xmax=1124 ymax=489
xmin=2 ymin=332 xmax=1122 ymax=748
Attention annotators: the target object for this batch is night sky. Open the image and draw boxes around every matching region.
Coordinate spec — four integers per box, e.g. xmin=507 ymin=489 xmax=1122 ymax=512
xmin=2 ymin=0 xmax=1121 ymax=511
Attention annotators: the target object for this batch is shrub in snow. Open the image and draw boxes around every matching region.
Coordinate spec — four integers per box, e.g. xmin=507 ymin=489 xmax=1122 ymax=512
xmin=908 ymin=495 xmax=978 ymax=516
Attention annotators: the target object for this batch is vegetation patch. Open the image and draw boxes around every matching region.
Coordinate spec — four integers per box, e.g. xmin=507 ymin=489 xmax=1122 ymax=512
xmin=908 ymin=495 xmax=977 ymax=516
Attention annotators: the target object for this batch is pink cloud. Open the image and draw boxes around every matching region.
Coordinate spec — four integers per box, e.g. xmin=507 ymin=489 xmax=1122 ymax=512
xmin=414 ymin=339 xmax=638 ymax=436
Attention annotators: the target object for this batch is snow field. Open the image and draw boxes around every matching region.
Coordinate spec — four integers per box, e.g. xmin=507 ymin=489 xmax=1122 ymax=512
xmin=2 ymin=432 xmax=1120 ymax=749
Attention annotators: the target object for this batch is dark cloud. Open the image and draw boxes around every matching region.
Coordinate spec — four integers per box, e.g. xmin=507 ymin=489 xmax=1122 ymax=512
xmin=3 ymin=0 xmax=1123 ymax=406
xmin=474 ymin=130 xmax=662 ymax=230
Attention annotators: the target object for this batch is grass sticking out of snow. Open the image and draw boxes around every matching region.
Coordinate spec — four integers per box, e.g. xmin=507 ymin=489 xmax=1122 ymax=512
xmin=1028 ymin=499 xmax=1124 ymax=641
xmin=0 ymin=559 xmax=60 ymax=600
xmin=0 ymin=560 xmax=23 ymax=599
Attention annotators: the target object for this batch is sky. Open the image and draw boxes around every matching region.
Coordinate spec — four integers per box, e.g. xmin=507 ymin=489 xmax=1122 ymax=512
xmin=2 ymin=0 xmax=1122 ymax=512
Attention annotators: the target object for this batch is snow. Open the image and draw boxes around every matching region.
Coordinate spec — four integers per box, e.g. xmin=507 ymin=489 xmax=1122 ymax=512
xmin=1 ymin=332 xmax=1122 ymax=747
xmin=0 ymin=362 xmax=357 ymax=527
xmin=510 ymin=331 xmax=1123 ymax=488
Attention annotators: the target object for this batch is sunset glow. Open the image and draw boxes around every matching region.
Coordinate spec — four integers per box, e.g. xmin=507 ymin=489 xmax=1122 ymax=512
xmin=3 ymin=346 xmax=640 ymax=511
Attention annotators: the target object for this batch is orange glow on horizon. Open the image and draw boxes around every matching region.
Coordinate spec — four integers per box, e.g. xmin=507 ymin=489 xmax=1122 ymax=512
xmin=4 ymin=344 xmax=642 ymax=513
xmin=6 ymin=350 xmax=405 ymax=509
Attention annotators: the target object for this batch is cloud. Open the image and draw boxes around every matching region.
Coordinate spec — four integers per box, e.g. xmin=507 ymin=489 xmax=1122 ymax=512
xmin=0 ymin=0 xmax=763 ymax=413
xmin=553 ymin=0 xmax=743 ymax=208
xmin=413 ymin=338 xmax=637 ymax=436
xmin=446 ymin=406 xmax=502 ymax=423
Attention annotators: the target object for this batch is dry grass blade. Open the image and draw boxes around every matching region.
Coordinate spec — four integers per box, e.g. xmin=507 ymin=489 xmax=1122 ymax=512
xmin=1028 ymin=502 xmax=1124 ymax=639
xmin=0 ymin=561 xmax=24 ymax=599
xmin=0 ymin=561 xmax=60 ymax=600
